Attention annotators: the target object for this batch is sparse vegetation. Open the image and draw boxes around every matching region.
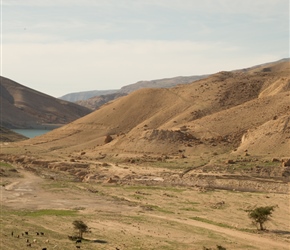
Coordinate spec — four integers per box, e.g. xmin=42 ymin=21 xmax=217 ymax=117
xmin=0 ymin=162 xmax=22 ymax=179
xmin=16 ymin=209 xmax=78 ymax=217
xmin=191 ymin=217 xmax=233 ymax=229
xmin=0 ymin=162 xmax=14 ymax=168
xmin=180 ymin=207 xmax=199 ymax=212
xmin=73 ymin=220 xmax=89 ymax=239
xmin=104 ymin=134 xmax=113 ymax=143
xmin=246 ymin=206 xmax=277 ymax=230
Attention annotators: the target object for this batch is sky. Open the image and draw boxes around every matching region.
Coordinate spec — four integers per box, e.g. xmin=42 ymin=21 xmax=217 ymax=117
xmin=1 ymin=0 xmax=289 ymax=97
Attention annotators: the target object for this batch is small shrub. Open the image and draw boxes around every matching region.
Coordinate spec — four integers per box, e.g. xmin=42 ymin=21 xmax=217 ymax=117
xmin=72 ymin=220 xmax=89 ymax=239
xmin=246 ymin=205 xmax=276 ymax=230
xmin=104 ymin=135 xmax=113 ymax=143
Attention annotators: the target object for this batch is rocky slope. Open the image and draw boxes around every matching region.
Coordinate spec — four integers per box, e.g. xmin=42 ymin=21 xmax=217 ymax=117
xmin=0 ymin=126 xmax=28 ymax=142
xmin=9 ymin=59 xmax=289 ymax=159
xmin=0 ymin=76 xmax=92 ymax=128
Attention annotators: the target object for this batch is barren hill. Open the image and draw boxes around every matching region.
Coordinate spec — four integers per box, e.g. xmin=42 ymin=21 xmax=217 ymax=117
xmin=0 ymin=76 xmax=92 ymax=128
xmin=0 ymin=126 xmax=28 ymax=142
xmin=14 ymin=59 xmax=290 ymax=158
xmin=73 ymin=75 xmax=208 ymax=110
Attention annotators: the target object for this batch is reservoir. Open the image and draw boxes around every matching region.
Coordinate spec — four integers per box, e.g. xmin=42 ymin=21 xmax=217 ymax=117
xmin=12 ymin=129 xmax=54 ymax=138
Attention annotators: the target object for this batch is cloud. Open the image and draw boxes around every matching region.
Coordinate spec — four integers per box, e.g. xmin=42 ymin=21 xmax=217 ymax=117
xmin=3 ymin=3 xmax=287 ymax=43
xmin=3 ymin=0 xmax=288 ymax=44
xmin=2 ymin=0 xmax=288 ymax=97
xmin=4 ymin=0 xmax=287 ymax=16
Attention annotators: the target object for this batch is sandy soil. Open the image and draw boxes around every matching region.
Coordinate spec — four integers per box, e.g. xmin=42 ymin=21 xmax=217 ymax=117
xmin=1 ymin=167 xmax=289 ymax=250
xmin=2 ymin=169 xmax=138 ymax=213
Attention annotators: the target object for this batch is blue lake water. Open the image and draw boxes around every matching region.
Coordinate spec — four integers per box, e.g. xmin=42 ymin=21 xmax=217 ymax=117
xmin=12 ymin=129 xmax=54 ymax=138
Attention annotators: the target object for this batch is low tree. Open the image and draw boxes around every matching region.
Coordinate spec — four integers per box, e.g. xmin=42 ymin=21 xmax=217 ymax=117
xmin=72 ymin=220 xmax=89 ymax=239
xmin=246 ymin=206 xmax=276 ymax=230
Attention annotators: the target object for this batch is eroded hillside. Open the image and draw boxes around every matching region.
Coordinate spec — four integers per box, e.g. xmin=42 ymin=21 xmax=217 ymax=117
xmin=0 ymin=76 xmax=92 ymax=128
xmin=6 ymin=59 xmax=289 ymax=159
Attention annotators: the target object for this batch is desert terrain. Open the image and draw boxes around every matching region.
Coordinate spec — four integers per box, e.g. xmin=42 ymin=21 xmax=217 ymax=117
xmin=0 ymin=59 xmax=289 ymax=249
xmin=0 ymin=76 xmax=91 ymax=129
xmin=0 ymin=157 xmax=289 ymax=250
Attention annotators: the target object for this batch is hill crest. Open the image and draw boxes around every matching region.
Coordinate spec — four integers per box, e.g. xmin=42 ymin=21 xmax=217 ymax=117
xmin=0 ymin=76 xmax=92 ymax=129
xmin=14 ymin=59 xmax=290 ymax=158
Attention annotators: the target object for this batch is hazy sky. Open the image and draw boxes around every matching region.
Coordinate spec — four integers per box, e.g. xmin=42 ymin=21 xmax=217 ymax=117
xmin=1 ymin=0 xmax=289 ymax=97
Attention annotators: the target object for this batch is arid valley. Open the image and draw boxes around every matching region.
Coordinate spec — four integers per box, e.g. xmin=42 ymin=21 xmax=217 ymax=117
xmin=1 ymin=59 xmax=289 ymax=250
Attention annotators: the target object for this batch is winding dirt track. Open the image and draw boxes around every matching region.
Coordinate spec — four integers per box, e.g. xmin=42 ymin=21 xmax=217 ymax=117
xmin=1 ymin=169 xmax=136 ymax=213
xmin=2 ymin=169 xmax=289 ymax=250
xmin=148 ymin=214 xmax=289 ymax=249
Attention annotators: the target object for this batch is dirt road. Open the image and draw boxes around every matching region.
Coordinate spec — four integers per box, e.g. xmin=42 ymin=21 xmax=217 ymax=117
xmin=148 ymin=214 xmax=290 ymax=249
xmin=1 ymin=169 xmax=289 ymax=250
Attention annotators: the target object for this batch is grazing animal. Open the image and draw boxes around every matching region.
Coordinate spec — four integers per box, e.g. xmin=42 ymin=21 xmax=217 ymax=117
xmin=40 ymin=232 xmax=45 ymax=235
xmin=45 ymin=239 xmax=49 ymax=243
xmin=36 ymin=232 xmax=39 ymax=235
xmin=17 ymin=235 xmax=20 ymax=238
xmin=33 ymin=239 xmax=37 ymax=243
xmin=25 ymin=232 xmax=29 ymax=235
xmin=42 ymin=248 xmax=47 ymax=250
xmin=76 ymin=246 xmax=81 ymax=249
xmin=11 ymin=231 xmax=14 ymax=236
xmin=75 ymin=239 xmax=82 ymax=243
xmin=27 ymin=243 xmax=31 ymax=247
xmin=26 ymin=239 xmax=29 ymax=243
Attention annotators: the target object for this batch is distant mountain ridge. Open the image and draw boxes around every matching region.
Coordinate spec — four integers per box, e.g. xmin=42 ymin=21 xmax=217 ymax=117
xmin=59 ymin=75 xmax=208 ymax=101
xmin=118 ymin=75 xmax=209 ymax=94
xmin=0 ymin=76 xmax=92 ymax=129
xmin=63 ymin=75 xmax=209 ymax=110
xmin=60 ymin=89 xmax=118 ymax=102
xmin=62 ymin=59 xmax=290 ymax=111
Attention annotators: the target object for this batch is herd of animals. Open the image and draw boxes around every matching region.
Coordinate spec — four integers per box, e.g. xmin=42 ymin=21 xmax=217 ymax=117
xmin=9 ymin=231 xmax=82 ymax=249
